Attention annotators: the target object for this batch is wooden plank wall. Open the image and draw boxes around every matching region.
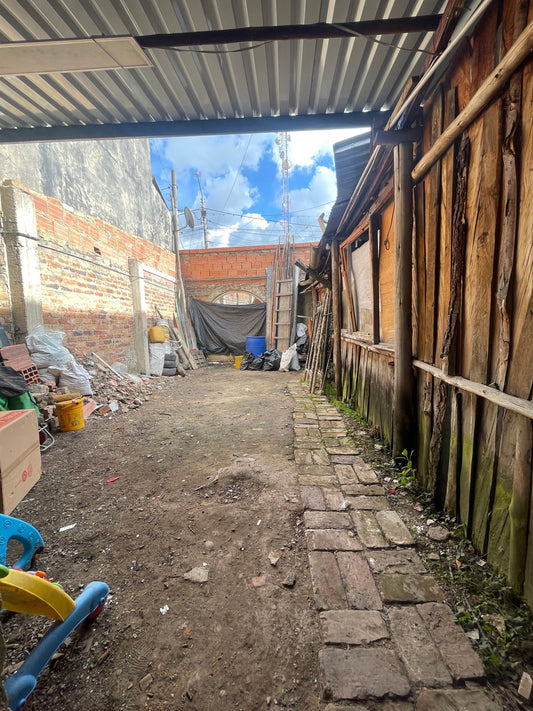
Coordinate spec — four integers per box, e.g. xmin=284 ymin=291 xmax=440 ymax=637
xmin=340 ymin=335 xmax=394 ymax=443
xmin=336 ymin=0 xmax=533 ymax=603
xmin=414 ymin=0 xmax=533 ymax=602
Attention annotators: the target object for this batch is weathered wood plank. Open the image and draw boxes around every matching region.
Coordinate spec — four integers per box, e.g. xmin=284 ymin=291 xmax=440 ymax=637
xmin=422 ymin=88 xmax=443 ymax=363
xmin=509 ymin=416 xmax=532 ymax=592
xmin=379 ymin=202 xmax=395 ymax=343
xmin=459 ymin=392 xmax=478 ymax=529
xmin=440 ymin=132 xmax=469 ymax=374
xmin=436 ymin=87 xmax=457 ymax=368
xmin=369 ymin=214 xmax=381 ymax=344
xmin=463 ymin=8 xmax=503 ymax=540
xmin=417 ymin=371 xmax=433 ymax=489
xmin=492 ymin=5 xmax=533 ymax=595
xmin=412 ymin=19 xmax=533 ymax=182
xmin=444 ymin=388 xmax=461 ymax=516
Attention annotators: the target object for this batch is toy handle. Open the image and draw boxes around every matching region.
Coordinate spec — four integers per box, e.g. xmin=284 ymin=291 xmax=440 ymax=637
xmin=4 ymin=581 xmax=109 ymax=711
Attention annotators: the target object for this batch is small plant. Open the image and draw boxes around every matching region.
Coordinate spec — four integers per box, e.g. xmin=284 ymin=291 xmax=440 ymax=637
xmin=397 ymin=448 xmax=416 ymax=488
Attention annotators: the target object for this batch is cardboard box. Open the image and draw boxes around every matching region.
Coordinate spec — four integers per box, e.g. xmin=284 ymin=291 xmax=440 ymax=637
xmin=0 ymin=409 xmax=42 ymax=515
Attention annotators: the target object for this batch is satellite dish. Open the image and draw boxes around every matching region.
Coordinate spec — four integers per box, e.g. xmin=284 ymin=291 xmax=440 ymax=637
xmin=184 ymin=206 xmax=195 ymax=229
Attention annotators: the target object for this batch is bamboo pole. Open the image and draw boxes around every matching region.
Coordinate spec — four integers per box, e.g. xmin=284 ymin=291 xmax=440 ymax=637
xmin=331 ymin=237 xmax=342 ymax=398
xmin=413 ymin=359 xmax=533 ymax=420
xmin=393 ymin=142 xmax=415 ymax=459
xmin=412 ymin=20 xmax=533 ymax=183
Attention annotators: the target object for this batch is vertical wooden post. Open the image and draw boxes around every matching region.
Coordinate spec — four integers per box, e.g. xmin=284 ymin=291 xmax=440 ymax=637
xmin=129 ymin=258 xmax=150 ymax=375
xmin=509 ymin=416 xmax=532 ymax=593
xmin=369 ymin=213 xmax=381 ymax=344
xmin=393 ymin=142 xmax=415 ymax=459
xmin=331 ymin=237 xmax=342 ymax=398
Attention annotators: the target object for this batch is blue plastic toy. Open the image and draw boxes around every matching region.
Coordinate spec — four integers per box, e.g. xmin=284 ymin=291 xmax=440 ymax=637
xmin=4 ymin=580 xmax=109 ymax=711
xmin=0 ymin=514 xmax=109 ymax=711
xmin=0 ymin=514 xmax=44 ymax=570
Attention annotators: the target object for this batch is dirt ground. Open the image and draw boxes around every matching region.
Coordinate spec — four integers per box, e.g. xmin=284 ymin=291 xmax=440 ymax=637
xmin=3 ymin=365 xmax=323 ymax=710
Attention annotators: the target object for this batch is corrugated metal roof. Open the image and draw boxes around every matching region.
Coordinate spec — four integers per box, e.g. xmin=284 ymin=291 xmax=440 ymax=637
xmin=0 ymin=0 xmax=446 ymax=141
xmin=323 ymin=131 xmax=371 ymax=240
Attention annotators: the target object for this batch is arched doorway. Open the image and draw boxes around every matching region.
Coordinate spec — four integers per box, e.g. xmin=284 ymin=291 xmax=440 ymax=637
xmin=212 ymin=290 xmax=263 ymax=305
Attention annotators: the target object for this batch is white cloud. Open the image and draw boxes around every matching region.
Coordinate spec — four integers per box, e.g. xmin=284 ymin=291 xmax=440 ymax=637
xmin=201 ymin=171 xmax=257 ymax=214
xmin=280 ymin=128 xmax=369 ymax=169
xmin=242 ymin=213 xmax=269 ymax=230
xmin=150 ymin=126 xmax=370 ymax=248
xmin=151 ymin=133 xmax=271 ymax=181
xmin=290 ymin=165 xmax=337 ymax=215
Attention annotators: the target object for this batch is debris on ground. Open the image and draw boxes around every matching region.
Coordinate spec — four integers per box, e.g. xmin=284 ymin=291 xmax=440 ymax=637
xmin=282 ymin=572 xmax=296 ymax=588
xmin=184 ymin=567 xmax=209 ymax=583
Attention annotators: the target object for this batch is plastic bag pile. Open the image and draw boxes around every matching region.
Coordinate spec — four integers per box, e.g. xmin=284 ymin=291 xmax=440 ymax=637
xmin=26 ymin=325 xmax=92 ymax=395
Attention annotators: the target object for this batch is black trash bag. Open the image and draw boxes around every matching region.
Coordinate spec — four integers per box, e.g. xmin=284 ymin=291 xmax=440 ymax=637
xmin=0 ymin=365 xmax=29 ymax=398
xmin=239 ymin=351 xmax=255 ymax=370
xmin=248 ymin=356 xmax=265 ymax=371
xmin=262 ymin=348 xmax=281 ymax=371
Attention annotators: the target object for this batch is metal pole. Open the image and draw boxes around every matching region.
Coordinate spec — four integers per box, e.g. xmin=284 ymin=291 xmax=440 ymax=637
xmin=171 ymin=169 xmax=186 ymax=326
xmin=195 ymin=171 xmax=209 ymax=249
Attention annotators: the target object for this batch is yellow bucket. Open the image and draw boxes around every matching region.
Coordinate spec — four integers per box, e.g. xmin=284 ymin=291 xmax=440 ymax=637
xmin=234 ymin=355 xmax=243 ymax=369
xmin=55 ymin=398 xmax=85 ymax=432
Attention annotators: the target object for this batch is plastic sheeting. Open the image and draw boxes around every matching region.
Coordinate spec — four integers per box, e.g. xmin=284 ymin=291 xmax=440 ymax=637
xmin=189 ymin=299 xmax=266 ymax=355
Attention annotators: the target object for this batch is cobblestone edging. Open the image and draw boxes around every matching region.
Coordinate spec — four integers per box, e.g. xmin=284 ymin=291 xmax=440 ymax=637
xmin=287 ymin=383 xmax=501 ymax=711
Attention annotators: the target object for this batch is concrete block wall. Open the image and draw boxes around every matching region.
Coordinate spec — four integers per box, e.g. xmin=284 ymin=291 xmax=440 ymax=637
xmin=0 ymin=233 xmax=12 ymax=337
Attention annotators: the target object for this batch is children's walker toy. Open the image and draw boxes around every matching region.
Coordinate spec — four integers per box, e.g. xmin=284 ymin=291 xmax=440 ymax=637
xmin=0 ymin=514 xmax=109 ymax=711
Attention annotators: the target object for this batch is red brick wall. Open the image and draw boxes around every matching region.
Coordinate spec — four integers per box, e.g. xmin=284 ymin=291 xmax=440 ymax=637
xmin=1 ymin=180 xmax=177 ymax=363
xmin=35 ymin=192 xmax=177 ymax=362
xmin=181 ymin=243 xmax=316 ymax=302
xmin=0 ymin=179 xmax=316 ymax=365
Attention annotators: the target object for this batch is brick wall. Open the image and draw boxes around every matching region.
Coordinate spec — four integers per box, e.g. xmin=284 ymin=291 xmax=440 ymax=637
xmin=181 ymin=243 xmax=316 ymax=302
xmin=0 ymin=178 xmax=317 ymax=366
xmin=1 ymin=179 xmax=177 ymax=364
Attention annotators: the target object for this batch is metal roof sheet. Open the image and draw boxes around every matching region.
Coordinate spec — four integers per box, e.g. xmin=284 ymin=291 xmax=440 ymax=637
xmin=0 ymin=0 xmax=446 ymax=142
xmin=323 ymin=131 xmax=371 ymax=240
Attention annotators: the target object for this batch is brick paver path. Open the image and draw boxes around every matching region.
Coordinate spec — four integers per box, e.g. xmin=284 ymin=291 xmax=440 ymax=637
xmin=288 ymin=383 xmax=501 ymax=710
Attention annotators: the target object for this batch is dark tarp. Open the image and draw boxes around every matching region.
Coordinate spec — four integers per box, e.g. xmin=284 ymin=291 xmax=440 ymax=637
xmin=0 ymin=365 xmax=29 ymax=397
xmin=189 ymin=298 xmax=266 ymax=355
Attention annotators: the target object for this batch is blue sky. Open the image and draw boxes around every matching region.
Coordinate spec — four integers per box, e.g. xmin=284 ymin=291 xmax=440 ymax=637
xmin=149 ymin=128 xmax=369 ymax=249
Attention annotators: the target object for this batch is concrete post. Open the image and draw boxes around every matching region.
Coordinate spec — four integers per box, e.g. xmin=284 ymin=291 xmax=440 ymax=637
xmin=0 ymin=183 xmax=43 ymax=340
xmin=128 ymin=258 xmax=150 ymax=374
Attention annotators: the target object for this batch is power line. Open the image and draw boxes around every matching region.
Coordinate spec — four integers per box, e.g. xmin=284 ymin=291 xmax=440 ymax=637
xmin=222 ymin=134 xmax=253 ymax=212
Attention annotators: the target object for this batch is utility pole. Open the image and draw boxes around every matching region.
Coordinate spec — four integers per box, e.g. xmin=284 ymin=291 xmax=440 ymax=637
xmin=171 ymin=168 xmax=185 ymax=324
xmin=195 ymin=171 xmax=209 ymax=249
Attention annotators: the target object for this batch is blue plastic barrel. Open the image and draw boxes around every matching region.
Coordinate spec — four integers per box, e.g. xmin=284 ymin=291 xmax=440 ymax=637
xmin=246 ymin=336 xmax=266 ymax=357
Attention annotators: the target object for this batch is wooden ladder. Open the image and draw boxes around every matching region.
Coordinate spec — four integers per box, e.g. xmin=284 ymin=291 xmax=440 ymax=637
xmin=273 ymin=278 xmax=293 ymax=352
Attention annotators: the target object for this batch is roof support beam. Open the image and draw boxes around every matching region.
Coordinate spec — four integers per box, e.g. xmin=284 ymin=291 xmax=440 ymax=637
xmin=137 ymin=16 xmax=443 ymax=49
xmin=0 ymin=111 xmax=387 ymax=144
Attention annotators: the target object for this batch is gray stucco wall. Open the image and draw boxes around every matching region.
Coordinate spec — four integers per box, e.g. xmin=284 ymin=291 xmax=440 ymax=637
xmin=0 ymin=138 xmax=172 ymax=250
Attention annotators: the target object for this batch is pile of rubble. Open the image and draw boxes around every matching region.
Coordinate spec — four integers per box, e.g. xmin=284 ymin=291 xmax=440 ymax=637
xmin=30 ymin=353 xmax=160 ymax=433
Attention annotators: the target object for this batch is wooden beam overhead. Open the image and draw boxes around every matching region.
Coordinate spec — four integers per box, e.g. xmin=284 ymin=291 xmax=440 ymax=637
xmin=137 ymin=16 xmax=443 ymax=49
xmin=412 ymin=19 xmax=533 ymax=183
xmin=294 ymin=259 xmax=330 ymax=288
xmin=422 ymin=0 xmax=470 ymax=72
xmin=374 ymin=128 xmax=423 ymax=145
